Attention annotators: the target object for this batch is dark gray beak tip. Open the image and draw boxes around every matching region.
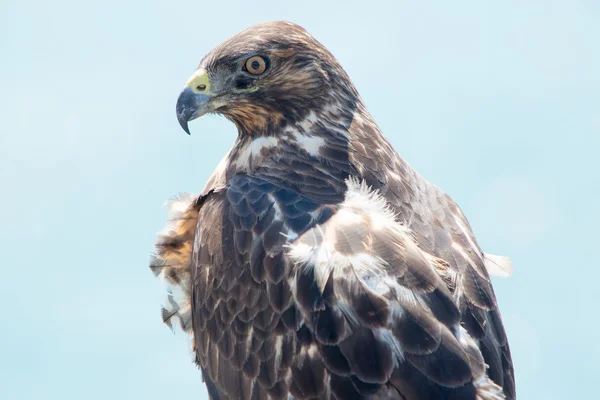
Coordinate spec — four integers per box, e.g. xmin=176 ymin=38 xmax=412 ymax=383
xmin=178 ymin=117 xmax=191 ymax=135
xmin=176 ymin=86 xmax=197 ymax=135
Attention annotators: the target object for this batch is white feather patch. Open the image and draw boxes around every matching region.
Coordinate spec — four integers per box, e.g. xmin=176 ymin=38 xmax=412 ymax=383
xmin=288 ymin=178 xmax=405 ymax=293
xmin=483 ymin=253 xmax=514 ymax=277
xmin=343 ymin=178 xmax=402 ymax=230
xmin=293 ymin=132 xmax=326 ymax=156
xmin=235 ymin=136 xmax=279 ymax=170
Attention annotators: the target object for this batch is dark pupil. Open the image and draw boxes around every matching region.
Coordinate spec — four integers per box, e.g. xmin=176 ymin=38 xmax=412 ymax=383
xmin=251 ymin=60 xmax=261 ymax=70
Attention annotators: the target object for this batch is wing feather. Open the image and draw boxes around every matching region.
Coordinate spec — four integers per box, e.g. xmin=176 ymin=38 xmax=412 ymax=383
xmin=157 ymin=176 xmax=510 ymax=399
xmin=285 ymin=179 xmax=506 ymax=398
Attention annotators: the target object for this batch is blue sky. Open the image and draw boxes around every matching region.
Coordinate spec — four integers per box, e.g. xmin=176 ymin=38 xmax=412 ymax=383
xmin=1 ymin=1 xmax=598 ymax=398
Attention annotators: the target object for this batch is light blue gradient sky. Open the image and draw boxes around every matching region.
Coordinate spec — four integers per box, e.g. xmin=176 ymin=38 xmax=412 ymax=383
xmin=1 ymin=1 xmax=598 ymax=398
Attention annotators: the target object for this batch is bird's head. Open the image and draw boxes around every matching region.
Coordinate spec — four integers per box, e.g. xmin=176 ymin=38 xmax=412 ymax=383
xmin=176 ymin=21 xmax=358 ymax=135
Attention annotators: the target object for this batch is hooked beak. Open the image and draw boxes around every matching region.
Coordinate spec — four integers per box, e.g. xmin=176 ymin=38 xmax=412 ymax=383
xmin=176 ymin=68 xmax=213 ymax=134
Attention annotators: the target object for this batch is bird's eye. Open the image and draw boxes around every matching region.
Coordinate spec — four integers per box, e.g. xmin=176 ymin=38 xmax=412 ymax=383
xmin=244 ymin=56 xmax=268 ymax=75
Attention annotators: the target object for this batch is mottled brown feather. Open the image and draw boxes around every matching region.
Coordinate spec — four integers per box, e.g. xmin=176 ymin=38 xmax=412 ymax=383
xmin=153 ymin=20 xmax=514 ymax=400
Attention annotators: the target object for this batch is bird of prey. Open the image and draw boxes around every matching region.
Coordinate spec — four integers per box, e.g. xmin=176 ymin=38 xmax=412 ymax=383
xmin=151 ymin=21 xmax=516 ymax=400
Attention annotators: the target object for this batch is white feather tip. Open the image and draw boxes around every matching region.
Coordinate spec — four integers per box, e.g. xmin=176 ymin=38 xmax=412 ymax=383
xmin=483 ymin=253 xmax=514 ymax=278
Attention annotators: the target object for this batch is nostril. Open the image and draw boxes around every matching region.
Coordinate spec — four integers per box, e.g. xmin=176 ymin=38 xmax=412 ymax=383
xmin=196 ymin=84 xmax=206 ymax=91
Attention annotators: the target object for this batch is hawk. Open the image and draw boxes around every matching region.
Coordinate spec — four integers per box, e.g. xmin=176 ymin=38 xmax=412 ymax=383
xmin=151 ymin=21 xmax=516 ymax=400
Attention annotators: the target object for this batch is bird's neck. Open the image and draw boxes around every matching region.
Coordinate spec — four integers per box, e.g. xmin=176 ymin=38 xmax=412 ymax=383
xmin=217 ymin=101 xmax=395 ymax=204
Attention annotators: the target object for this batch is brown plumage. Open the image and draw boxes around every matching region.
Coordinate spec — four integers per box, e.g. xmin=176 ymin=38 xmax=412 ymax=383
xmin=152 ymin=21 xmax=516 ymax=399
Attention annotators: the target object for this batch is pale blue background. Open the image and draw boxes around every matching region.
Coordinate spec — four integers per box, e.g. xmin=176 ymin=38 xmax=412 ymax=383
xmin=1 ymin=1 xmax=598 ymax=398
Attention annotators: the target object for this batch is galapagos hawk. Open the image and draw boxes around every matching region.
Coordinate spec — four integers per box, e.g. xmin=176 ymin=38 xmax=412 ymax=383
xmin=151 ymin=21 xmax=516 ymax=400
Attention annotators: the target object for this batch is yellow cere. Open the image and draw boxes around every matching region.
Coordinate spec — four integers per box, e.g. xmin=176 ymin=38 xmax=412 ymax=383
xmin=186 ymin=68 xmax=211 ymax=94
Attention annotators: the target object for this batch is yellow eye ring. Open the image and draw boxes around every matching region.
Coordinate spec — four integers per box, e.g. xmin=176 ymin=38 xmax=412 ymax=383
xmin=245 ymin=56 xmax=268 ymax=75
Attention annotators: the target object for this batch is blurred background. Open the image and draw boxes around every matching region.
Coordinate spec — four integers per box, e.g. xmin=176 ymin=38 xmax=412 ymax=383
xmin=1 ymin=0 xmax=598 ymax=398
